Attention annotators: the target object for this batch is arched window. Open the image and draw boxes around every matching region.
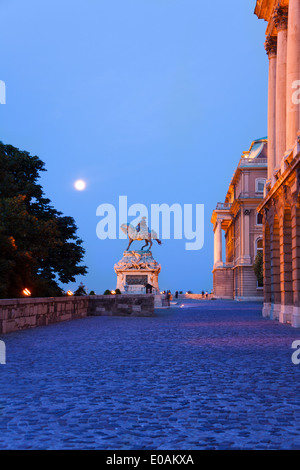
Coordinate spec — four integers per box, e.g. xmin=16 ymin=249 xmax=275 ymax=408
xmin=256 ymin=237 xmax=263 ymax=254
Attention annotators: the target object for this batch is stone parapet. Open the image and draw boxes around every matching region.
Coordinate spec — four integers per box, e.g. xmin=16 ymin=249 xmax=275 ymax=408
xmin=0 ymin=295 xmax=155 ymax=334
xmin=88 ymin=294 xmax=155 ymax=318
xmin=183 ymin=294 xmax=213 ymax=300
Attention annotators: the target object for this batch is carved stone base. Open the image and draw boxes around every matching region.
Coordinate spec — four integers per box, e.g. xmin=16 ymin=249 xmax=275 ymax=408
xmin=262 ymin=302 xmax=272 ymax=318
xmin=114 ymin=251 xmax=161 ymax=294
xmin=271 ymin=303 xmax=281 ymax=320
xmin=279 ymin=304 xmax=293 ymax=324
xmin=292 ymin=306 xmax=300 ymax=328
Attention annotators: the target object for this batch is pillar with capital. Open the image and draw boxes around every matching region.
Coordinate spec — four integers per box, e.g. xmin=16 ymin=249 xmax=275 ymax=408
xmin=214 ymin=219 xmax=223 ymax=268
xmin=242 ymin=209 xmax=251 ymax=264
xmin=265 ymin=35 xmax=277 ymax=184
xmin=274 ymin=5 xmax=288 ymax=170
xmin=286 ymin=0 xmax=300 ymax=150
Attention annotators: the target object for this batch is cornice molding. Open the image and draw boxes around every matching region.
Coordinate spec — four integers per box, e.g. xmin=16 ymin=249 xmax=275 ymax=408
xmin=257 ymin=151 xmax=300 ymax=213
xmin=255 ymin=1 xmax=289 ymax=36
xmin=255 ymin=0 xmax=278 ymax=21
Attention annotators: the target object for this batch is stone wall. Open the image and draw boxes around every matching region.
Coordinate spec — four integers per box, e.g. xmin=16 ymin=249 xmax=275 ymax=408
xmin=88 ymin=294 xmax=155 ymax=317
xmin=212 ymin=267 xmax=234 ymax=299
xmin=0 ymin=295 xmax=155 ymax=334
xmin=182 ymin=294 xmax=213 ymax=300
xmin=234 ymin=265 xmax=264 ymax=301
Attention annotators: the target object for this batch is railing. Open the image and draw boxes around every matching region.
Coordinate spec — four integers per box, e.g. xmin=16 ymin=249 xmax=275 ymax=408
xmin=216 ymin=202 xmax=232 ymax=210
xmin=239 ymin=158 xmax=267 ymax=167
xmin=238 ymin=192 xmax=265 ymax=199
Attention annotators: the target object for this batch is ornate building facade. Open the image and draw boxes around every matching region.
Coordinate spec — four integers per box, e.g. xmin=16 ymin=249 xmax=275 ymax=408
xmin=255 ymin=0 xmax=300 ymax=327
xmin=211 ymin=138 xmax=267 ymax=300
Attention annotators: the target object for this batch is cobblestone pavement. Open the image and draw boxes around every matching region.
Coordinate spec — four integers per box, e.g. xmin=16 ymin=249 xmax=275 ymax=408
xmin=1 ymin=300 xmax=300 ymax=450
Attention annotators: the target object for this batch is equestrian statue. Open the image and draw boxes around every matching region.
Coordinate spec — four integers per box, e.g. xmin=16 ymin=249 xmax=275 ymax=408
xmin=120 ymin=217 xmax=162 ymax=252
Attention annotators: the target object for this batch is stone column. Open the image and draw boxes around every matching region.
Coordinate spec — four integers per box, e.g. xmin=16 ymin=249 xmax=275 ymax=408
xmin=270 ymin=217 xmax=281 ymax=320
xmin=262 ymin=217 xmax=272 ymax=318
xmin=279 ymin=208 xmax=293 ymax=324
xmin=265 ymin=35 xmax=277 ymax=183
xmin=274 ymin=6 xmax=288 ymax=170
xmin=214 ymin=220 xmax=223 ymax=267
xmin=286 ymin=0 xmax=300 ymax=150
xmin=242 ymin=209 xmax=251 ymax=264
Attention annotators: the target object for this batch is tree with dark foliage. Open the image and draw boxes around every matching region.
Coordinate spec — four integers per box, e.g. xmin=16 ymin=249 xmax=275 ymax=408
xmin=253 ymin=250 xmax=264 ymax=288
xmin=0 ymin=142 xmax=87 ymax=298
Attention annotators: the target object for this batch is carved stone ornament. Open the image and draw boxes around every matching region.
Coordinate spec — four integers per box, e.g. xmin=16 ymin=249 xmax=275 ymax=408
xmin=264 ymin=35 xmax=277 ymax=58
xmin=295 ymin=166 xmax=300 ymax=201
xmin=114 ymin=251 xmax=161 ymax=274
xmin=114 ymin=250 xmax=161 ymax=294
xmin=297 ymin=167 xmax=300 ymax=186
xmin=273 ymin=5 xmax=288 ymax=32
xmin=244 ymin=209 xmax=251 ymax=216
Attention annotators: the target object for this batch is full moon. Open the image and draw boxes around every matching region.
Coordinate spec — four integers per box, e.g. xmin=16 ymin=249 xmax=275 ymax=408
xmin=74 ymin=179 xmax=86 ymax=191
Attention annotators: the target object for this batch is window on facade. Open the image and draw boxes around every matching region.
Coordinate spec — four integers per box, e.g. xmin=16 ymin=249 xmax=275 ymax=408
xmin=255 ymin=238 xmax=263 ymax=288
xmin=256 ymin=178 xmax=266 ymax=193
xmin=256 ymin=212 xmax=263 ymax=225
xmin=256 ymin=238 xmax=263 ymax=253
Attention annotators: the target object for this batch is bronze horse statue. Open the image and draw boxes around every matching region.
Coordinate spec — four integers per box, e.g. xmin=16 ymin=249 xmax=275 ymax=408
xmin=120 ymin=222 xmax=162 ymax=252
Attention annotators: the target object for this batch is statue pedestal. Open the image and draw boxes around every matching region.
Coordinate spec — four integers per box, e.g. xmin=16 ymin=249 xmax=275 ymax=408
xmin=114 ymin=251 xmax=161 ymax=294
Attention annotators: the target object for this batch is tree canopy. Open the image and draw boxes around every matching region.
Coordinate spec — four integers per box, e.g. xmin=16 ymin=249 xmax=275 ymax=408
xmin=0 ymin=142 xmax=87 ymax=298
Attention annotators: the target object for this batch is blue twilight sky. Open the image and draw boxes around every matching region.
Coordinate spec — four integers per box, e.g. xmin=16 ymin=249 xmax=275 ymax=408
xmin=0 ymin=0 xmax=268 ymax=294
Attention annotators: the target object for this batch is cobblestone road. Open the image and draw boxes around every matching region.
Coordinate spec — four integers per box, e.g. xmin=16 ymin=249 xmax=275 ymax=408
xmin=0 ymin=300 xmax=300 ymax=450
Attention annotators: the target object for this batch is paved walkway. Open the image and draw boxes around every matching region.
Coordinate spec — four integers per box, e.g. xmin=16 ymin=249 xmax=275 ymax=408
xmin=0 ymin=300 xmax=300 ymax=450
